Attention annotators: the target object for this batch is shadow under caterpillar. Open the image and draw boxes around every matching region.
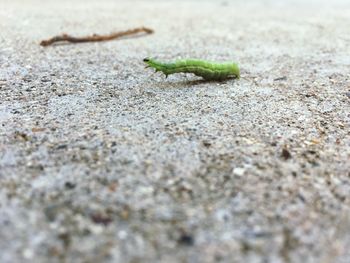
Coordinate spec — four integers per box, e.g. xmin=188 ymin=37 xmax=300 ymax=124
xmin=144 ymin=58 xmax=240 ymax=81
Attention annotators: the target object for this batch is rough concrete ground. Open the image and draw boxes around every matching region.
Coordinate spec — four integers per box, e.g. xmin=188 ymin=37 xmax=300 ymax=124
xmin=0 ymin=0 xmax=350 ymax=262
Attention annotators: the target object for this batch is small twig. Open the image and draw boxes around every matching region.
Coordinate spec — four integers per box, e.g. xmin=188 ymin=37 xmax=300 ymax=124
xmin=40 ymin=27 xmax=154 ymax=47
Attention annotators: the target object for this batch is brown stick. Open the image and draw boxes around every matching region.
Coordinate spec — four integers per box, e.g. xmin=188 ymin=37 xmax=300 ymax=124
xmin=40 ymin=27 xmax=154 ymax=47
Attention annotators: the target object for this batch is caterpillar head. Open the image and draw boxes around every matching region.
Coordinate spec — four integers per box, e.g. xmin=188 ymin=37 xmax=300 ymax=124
xmin=143 ymin=57 xmax=154 ymax=67
xmin=143 ymin=57 xmax=157 ymax=70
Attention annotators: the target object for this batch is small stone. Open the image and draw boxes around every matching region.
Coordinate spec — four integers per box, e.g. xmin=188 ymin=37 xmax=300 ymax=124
xmin=281 ymin=148 xmax=292 ymax=160
xmin=90 ymin=213 xmax=113 ymax=226
xmin=118 ymin=230 xmax=128 ymax=240
xmin=64 ymin=181 xmax=76 ymax=189
xmin=202 ymin=140 xmax=212 ymax=147
xmin=177 ymin=234 xmax=194 ymax=246
xmin=233 ymin=167 xmax=246 ymax=176
xmin=22 ymin=248 xmax=34 ymax=259
xmin=274 ymin=76 xmax=287 ymax=81
xmin=56 ymin=144 xmax=67 ymax=150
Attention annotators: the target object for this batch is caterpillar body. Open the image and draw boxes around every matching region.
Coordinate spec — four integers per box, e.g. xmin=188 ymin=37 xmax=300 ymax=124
xmin=143 ymin=58 xmax=240 ymax=81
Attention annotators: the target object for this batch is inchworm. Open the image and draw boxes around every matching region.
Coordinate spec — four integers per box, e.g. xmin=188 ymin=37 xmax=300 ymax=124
xmin=143 ymin=58 xmax=240 ymax=81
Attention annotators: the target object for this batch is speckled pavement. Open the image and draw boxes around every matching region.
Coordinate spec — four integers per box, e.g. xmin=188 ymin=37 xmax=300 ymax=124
xmin=1 ymin=0 xmax=350 ymax=262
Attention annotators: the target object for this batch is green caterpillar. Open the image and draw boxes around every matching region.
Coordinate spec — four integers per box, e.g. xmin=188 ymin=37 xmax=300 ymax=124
xmin=143 ymin=58 xmax=240 ymax=81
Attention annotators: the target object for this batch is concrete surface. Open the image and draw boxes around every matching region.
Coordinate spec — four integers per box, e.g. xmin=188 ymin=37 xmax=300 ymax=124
xmin=0 ymin=0 xmax=350 ymax=262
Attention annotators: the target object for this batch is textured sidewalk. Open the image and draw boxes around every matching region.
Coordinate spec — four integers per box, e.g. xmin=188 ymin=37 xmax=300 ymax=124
xmin=1 ymin=0 xmax=350 ymax=262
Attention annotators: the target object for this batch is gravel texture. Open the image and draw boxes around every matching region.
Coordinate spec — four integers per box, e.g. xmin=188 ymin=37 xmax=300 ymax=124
xmin=1 ymin=0 xmax=350 ymax=262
